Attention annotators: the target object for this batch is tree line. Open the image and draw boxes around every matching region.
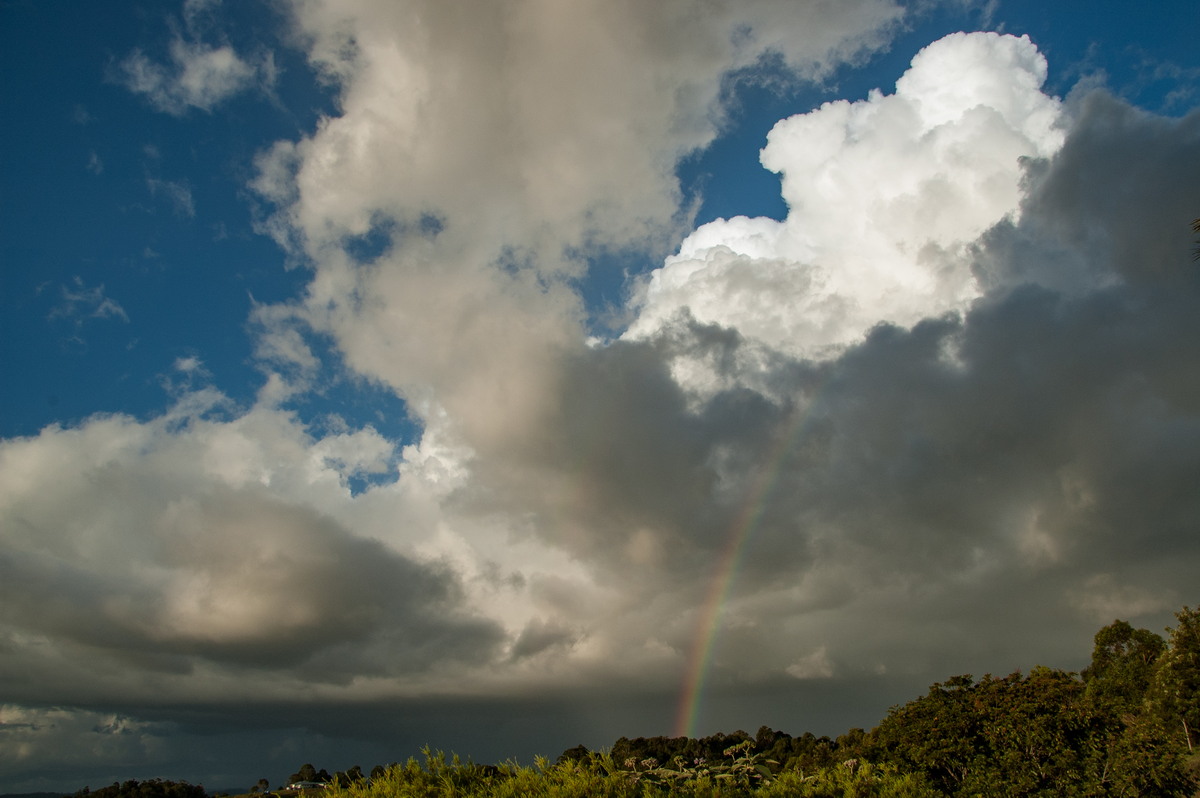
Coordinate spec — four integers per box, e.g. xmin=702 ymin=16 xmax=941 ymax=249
xmin=577 ymin=605 xmax=1200 ymax=795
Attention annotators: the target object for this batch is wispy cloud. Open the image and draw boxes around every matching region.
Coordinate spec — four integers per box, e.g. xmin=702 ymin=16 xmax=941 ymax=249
xmin=48 ymin=277 xmax=129 ymax=325
xmin=118 ymin=0 xmax=273 ymax=115
xmin=146 ymin=177 xmax=196 ymax=218
xmin=121 ymin=40 xmax=262 ymax=114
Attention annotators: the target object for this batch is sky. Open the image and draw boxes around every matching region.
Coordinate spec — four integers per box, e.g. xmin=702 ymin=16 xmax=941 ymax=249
xmin=2 ymin=0 xmax=1199 ymax=791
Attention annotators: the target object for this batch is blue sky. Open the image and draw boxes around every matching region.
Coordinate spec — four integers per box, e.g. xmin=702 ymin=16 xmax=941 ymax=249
xmin=2 ymin=0 xmax=1199 ymax=791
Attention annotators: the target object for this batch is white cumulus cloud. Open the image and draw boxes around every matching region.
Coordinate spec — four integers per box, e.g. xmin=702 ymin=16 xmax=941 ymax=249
xmin=627 ymin=32 xmax=1065 ymax=364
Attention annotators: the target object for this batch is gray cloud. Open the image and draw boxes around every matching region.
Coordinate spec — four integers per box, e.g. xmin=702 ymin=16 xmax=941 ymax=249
xmin=432 ymin=76 xmax=1200 ymax=697
xmin=0 ymin=400 xmax=505 ymax=715
xmin=2 ymin=484 xmax=488 ymax=671
xmin=976 ymin=89 xmax=1200 ymax=292
xmin=675 ymin=90 xmax=1200 ymax=681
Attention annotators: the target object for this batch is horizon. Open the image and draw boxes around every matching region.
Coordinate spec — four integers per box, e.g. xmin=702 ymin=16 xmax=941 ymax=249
xmin=3 ymin=0 xmax=1199 ymax=792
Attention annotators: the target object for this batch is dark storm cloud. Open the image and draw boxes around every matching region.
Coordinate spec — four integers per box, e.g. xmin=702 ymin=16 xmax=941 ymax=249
xmin=0 ymin=436 xmax=505 ymax=706
xmin=685 ymin=89 xmax=1200 ymax=678
xmin=976 ymin=90 xmax=1200 ymax=293
xmin=461 ymin=336 xmax=758 ymax=566
xmin=442 ymin=85 xmax=1199 ymax=676
xmin=446 ymin=86 xmax=1200 ymax=690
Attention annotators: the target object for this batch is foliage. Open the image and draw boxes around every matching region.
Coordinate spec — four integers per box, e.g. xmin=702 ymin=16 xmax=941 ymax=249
xmin=609 ymin=738 xmax=775 ymax=791
xmin=760 ymin=760 xmax=939 ymax=797
xmin=867 ymin=610 xmax=1200 ymax=796
xmin=1148 ymin=605 xmax=1200 ymax=753
xmin=609 ymin=727 xmax=845 ymax=777
xmin=287 ymin=765 xmax=332 ymax=786
xmin=72 ymin=780 xmax=207 ymax=798
xmin=1083 ymin=619 xmax=1165 ymax=713
xmin=321 ymin=747 xmax=934 ymax=797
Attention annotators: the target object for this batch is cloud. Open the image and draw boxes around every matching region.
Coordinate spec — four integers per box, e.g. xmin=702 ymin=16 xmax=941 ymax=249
xmin=255 ymin=0 xmax=904 ymax=254
xmin=786 ymin=646 xmax=834 ymax=680
xmin=683 ymin=84 xmax=1200 ymax=682
xmin=626 ymin=32 xmax=1065 ymax=363
xmin=0 ymin=706 xmax=177 ymax=789
xmin=974 ymin=89 xmax=1200 ymax=293
xmin=6 ymin=9 xmax=925 ymax=771
xmin=0 ymin=394 xmax=505 ymax=706
xmin=508 ymin=618 xmax=579 ymax=662
xmin=7 ymin=3 xmax=1200 ymax=788
xmin=306 ymin=31 xmax=1200 ymax=702
xmin=48 ymin=277 xmax=129 ymax=325
xmin=247 ymin=0 xmax=910 ymax=490
xmin=147 ymin=177 xmax=196 ymax=218
xmin=122 ymin=41 xmax=261 ymax=114
xmin=119 ymin=1 xmax=273 ymax=115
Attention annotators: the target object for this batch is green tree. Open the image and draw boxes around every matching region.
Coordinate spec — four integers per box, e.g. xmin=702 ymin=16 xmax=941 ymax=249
xmin=870 ymin=674 xmax=983 ymax=792
xmin=1101 ymin=712 xmax=1195 ymax=797
xmin=968 ymin=667 xmax=1095 ymax=795
xmin=871 ymin=668 xmax=1111 ymax=795
xmin=1149 ymin=606 xmax=1200 ymax=753
xmin=1083 ymin=619 xmax=1166 ymax=714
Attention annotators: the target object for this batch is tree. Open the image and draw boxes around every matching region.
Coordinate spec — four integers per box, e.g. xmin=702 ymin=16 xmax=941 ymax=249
xmin=1101 ymin=712 xmax=1195 ymax=797
xmin=555 ymin=744 xmax=590 ymax=765
xmin=287 ymin=764 xmax=317 ymax=784
xmin=332 ymin=766 xmax=365 ymax=787
xmin=71 ymin=780 xmax=206 ymax=798
xmin=870 ymin=674 xmax=983 ymax=792
xmin=970 ymin=667 xmax=1097 ymax=794
xmin=1083 ymin=619 xmax=1166 ymax=713
xmin=871 ymin=668 xmax=1116 ymax=795
xmin=1149 ymin=606 xmax=1200 ymax=753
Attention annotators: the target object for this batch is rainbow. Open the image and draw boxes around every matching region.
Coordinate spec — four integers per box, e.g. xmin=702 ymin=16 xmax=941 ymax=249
xmin=673 ymin=397 xmax=821 ymax=739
